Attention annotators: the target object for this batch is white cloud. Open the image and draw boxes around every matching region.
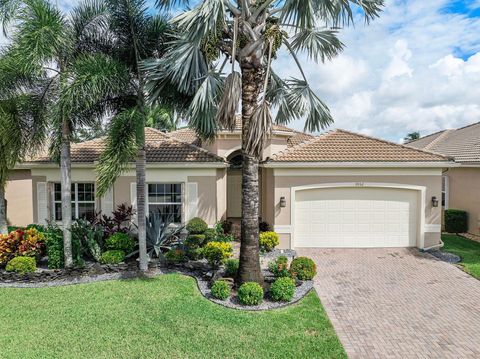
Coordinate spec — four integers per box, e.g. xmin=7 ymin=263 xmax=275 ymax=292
xmin=383 ymin=39 xmax=413 ymax=81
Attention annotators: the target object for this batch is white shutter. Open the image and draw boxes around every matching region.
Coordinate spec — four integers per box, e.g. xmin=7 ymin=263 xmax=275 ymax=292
xmin=101 ymin=187 xmax=114 ymax=216
xmin=37 ymin=182 xmax=48 ymax=225
xmin=186 ymin=182 xmax=198 ymax=221
xmin=130 ymin=182 xmax=137 ymax=222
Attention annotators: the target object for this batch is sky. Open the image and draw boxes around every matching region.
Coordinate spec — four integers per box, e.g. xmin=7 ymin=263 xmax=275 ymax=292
xmin=4 ymin=0 xmax=480 ymax=143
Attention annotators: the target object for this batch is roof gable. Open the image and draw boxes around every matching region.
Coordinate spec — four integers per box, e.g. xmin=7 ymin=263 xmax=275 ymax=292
xmin=270 ymin=129 xmax=449 ymax=163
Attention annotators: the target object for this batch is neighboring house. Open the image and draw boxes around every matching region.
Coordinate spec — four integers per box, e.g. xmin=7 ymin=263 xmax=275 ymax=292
xmin=6 ymin=120 xmax=453 ymax=250
xmin=407 ymin=122 xmax=480 ymax=235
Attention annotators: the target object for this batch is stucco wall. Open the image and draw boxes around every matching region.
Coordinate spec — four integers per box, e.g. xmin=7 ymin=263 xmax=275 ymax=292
xmin=5 ymin=170 xmax=34 ymax=226
xmin=270 ymin=168 xmax=443 ymax=249
xmin=187 ymin=175 xmax=217 ymax=226
xmin=446 ymin=167 xmax=480 ymax=235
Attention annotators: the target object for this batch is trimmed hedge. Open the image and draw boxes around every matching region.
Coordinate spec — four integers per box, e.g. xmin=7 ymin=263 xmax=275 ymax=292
xmin=259 ymin=231 xmax=279 ymax=252
xmin=100 ymin=250 xmax=125 ymax=264
xmin=238 ymin=282 xmax=264 ymax=306
xmin=224 ymin=258 xmax=239 ymax=278
xmin=6 ymin=256 xmax=36 ymax=274
xmin=186 ymin=217 xmax=208 ymax=234
xmin=105 ymin=233 xmax=136 ymax=254
xmin=290 ymin=257 xmax=317 ymax=280
xmin=211 ymin=280 xmax=231 ymax=300
xmin=270 ymin=277 xmax=296 ymax=302
xmin=445 ymin=209 xmax=468 ymax=233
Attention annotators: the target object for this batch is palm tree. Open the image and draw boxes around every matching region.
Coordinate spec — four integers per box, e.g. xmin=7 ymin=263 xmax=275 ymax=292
xmin=404 ymin=131 xmax=420 ymax=143
xmin=144 ymin=0 xmax=384 ymax=284
xmin=0 ymin=0 xmax=120 ymax=266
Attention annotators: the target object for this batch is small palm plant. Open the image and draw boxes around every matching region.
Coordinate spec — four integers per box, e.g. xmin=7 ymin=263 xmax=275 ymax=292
xmin=143 ymin=0 xmax=384 ymax=284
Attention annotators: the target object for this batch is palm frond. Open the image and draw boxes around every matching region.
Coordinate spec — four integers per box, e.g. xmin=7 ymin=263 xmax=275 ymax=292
xmin=187 ymin=71 xmax=223 ymax=141
xmin=0 ymin=0 xmax=23 ymax=35
xmin=155 ymin=0 xmax=190 ymax=10
xmin=289 ymin=28 xmax=343 ymax=63
xmin=314 ymin=0 xmax=384 ymax=26
xmin=96 ymin=108 xmax=140 ymax=196
xmin=216 ymin=71 xmax=241 ymax=131
xmin=280 ymin=0 xmax=315 ymax=30
xmin=245 ymin=101 xmax=272 ymax=157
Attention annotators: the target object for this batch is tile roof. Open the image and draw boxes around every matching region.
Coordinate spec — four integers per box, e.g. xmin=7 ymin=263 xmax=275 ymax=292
xmin=407 ymin=122 xmax=480 ymax=163
xmin=30 ymin=128 xmax=225 ymax=164
xmin=269 ymin=129 xmax=450 ymax=163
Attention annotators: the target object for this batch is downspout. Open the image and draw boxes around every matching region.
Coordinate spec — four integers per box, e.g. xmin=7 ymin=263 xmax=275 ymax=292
xmin=421 ymin=238 xmax=444 ymax=252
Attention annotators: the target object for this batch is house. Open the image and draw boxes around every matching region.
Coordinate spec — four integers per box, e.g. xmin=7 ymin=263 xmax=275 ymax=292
xmin=6 ymin=121 xmax=453 ymax=250
xmin=407 ymin=122 xmax=480 ymax=235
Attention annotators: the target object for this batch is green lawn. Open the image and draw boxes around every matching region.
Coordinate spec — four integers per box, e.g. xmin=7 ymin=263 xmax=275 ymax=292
xmin=442 ymin=234 xmax=480 ymax=279
xmin=0 ymin=274 xmax=345 ymax=359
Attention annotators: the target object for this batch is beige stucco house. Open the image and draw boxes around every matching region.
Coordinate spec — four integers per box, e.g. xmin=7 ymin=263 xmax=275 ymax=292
xmin=408 ymin=122 xmax=480 ymax=235
xmin=6 ymin=121 xmax=453 ymax=250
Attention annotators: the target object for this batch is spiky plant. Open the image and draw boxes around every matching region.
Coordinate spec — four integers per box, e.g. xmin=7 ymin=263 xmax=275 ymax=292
xmin=143 ymin=0 xmax=384 ymax=284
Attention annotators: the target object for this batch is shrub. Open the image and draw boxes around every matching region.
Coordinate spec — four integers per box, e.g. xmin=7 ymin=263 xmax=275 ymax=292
xmin=220 ymin=220 xmax=232 ymax=234
xmin=445 ymin=209 xmax=468 ymax=233
xmin=238 ymin=282 xmax=264 ymax=306
xmin=186 ymin=217 xmax=208 ymax=234
xmin=268 ymin=256 xmax=290 ymax=278
xmin=185 ymin=234 xmax=206 ymax=248
xmin=0 ymin=228 xmax=46 ymax=265
xmin=71 ymin=219 xmax=103 ymax=261
xmin=202 ymin=241 xmax=233 ymax=267
xmin=259 ymin=221 xmax=272 ymax=232
xmin=186 ymin=247 xmax=204 ymax=260
xmin=211 ymin=280 xmax=231 ymax=300
xmin=290 ymin=257 xmax=317 ymax=280
xmin=44 ymin=226 xmax=64 ymax=269
xmin=259 ymin=231 xmax=279 ymax=252
xmin=204 ymin=228 xmax=216 ymax=243
xmin=105 ymin=232 xmax=136 ymax=253
xmin=165 ymin=249 xmax=187 ymax=264
xmin=6 ymin=256 xmax=36 ymax=274
xmin=270 ymin=277 xmax=296 ymax=302
xmin=224 ymin=258 xmax=239 ymax=278
xmin=100 ymin=250 xmax=125 ymax=264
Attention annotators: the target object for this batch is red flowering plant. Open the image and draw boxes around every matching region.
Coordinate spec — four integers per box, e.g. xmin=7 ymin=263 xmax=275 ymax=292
xmin=0 ymin=228 xmax=46 ymax=266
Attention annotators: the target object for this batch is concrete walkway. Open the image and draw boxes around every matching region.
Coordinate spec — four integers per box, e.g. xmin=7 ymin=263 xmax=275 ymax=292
xmin=296 ymin=248 xmax=480 ymax=359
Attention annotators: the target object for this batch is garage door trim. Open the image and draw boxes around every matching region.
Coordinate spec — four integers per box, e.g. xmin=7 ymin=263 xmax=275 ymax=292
xmin=290 ymin=182 xmax=426 ymax=249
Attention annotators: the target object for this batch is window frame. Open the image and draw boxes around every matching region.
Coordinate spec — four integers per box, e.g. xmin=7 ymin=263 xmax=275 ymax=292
xmin=147 ymin=183 xmax=183 ymax=224
xmin=53 ymin=182 xmax=96 ymax=221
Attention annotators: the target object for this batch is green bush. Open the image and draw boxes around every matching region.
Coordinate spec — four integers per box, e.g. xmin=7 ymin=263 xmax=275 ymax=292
xmin=290 ymin=257 xmax=317 ymax=280
xmin=259 ymin=231 xmax=279 ymax=252
xmin=186 ymin=247 xmax=204 ymax=260
xmin=210 ymin=280 xmax=231 ymax=300
xmin=186 ymin=217 xmax=208 ymax=234
xmin=238 ymin=282 xmax=264 ymax=306
xmin=224 ymin=258 xmax=239 ymax=278
xmin=202 ymin=241 xmax=233 ymax=267
xmin=105 ymin=232 xmax=136 ymax=254
xmin=185 ymin=234 xmax=206 ymax=248
xmin=268 ymin=256 xmax=290 ymax=277
xmin=44 ymin=224 xmax=83 ymax=268
xmin=6 ymin=256 xmax=36 ymax=274
xmin=165 ymin=249 xmax=186 ymax=264
xmin=445 ymin=209 xmax=468 ymax=233
xmin=259 ymin=221 xmax=272 ymax=232
xmin=270 ymin=277 xmax=296 ymax=302
xmin=204 ymin=228 xmax=216 ymax=243
xmin=100 ymin=250 xmax=125 ymax=264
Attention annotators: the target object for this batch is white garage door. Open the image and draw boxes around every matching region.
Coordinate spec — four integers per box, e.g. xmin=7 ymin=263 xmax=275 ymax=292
xmin=294 ymin=187 xmax=419 ymax=248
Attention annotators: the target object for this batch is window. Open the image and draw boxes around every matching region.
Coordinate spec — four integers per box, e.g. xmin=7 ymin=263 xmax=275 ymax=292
xmin=54 ymin=183 xmax=96 ymax=221
xmin=148 ymin=183 xmax=182 ymax=223
xmin=442 ymin=175 xmax=449 ymax=208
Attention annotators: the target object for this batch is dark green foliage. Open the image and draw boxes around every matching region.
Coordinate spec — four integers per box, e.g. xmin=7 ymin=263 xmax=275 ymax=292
xmin=71 ymin=219 xmax=103 ymax=262
xmin=224 ymin=258 xmax=239 ymax=278
xmin=185 ymin=234 xmax=206 ymax=248
xmin=220 ymin=220 xmax=232 ymax=234
xmin=238 ymin=282 xmax=264 ymax=306
xmin=290 ymin=257 xmax=317 ymax=280
xmin=44 ymin=224 xmax=82 ymax=269
xmin=259 ymin=221 xmax=272 ymax=232
xmin=144 ymin=215 xmax=184 ymax=258
xmin=270 ymin=277 xmax=296 ymax=302
xmin=268 ymin=256 xmax=290 ymax=278
xmin=26 ymin=224 xmax=46 ymax=232
xmin=186 ymin=217 xmax=208 ymax=234
xmin=5 ymin=256 xmax=36 ymax=274
xmin=100 ymin=250 xmax=125 ymax=264
xmin=211 ymin=280 xmax=231 ymax=300
xmin=445 ymin=209 xmax=468 ymax=234
xmin=105 ymin=232 xmax=136 ymax=254
xmin=165 ymin=249 xmax=187 ymax=263
xmin=186 ymin=247 xmax=204 ymax=260
xmin=203 ymin=228 xmax=216 ymax=242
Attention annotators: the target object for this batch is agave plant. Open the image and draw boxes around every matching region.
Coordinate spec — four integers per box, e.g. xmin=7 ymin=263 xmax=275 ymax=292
xmin=144 ymin=213 xmax=184 ymax=258
xmin=143 ymin=0 xmax=384 ymax=284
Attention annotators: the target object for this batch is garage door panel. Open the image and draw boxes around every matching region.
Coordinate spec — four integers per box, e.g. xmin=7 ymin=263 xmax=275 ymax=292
xmin=295 ymin=187 xmax=418 ymax=248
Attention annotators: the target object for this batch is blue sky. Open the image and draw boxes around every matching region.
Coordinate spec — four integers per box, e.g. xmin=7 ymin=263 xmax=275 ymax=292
xmin=8 ymin=0 xmax=480 ymax=142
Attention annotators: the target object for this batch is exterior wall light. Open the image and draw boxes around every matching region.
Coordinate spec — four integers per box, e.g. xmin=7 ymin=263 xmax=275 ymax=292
xmin=279 ymin=196 xmax=287 ymax=208
xmin=431 ymin=196 xmax=439 ymax=207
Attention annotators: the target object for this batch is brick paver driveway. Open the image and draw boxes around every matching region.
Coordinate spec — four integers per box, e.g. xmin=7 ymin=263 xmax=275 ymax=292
xmin=296 ymin=248 xmax=480 ymax=359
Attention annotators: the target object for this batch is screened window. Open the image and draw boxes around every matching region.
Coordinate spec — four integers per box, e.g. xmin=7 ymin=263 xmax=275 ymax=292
xmin=54 ymin=183 xmax=96 ymax=221
xmin=148 ymin=183 xmax=182 ymax=223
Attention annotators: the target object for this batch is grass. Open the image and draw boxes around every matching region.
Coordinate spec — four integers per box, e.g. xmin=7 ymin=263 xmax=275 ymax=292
xmin=0 ymin=274 xmax=345 ymax=359
xmin=442 ymin=234 xmax=480 ymax=279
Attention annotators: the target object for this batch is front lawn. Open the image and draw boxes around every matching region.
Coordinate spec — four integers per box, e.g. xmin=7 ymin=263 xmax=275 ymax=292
xmin=442 ymin=234 xmax=480 ymax=279
xmin=0 ymin=274 xmax=345 ymax=359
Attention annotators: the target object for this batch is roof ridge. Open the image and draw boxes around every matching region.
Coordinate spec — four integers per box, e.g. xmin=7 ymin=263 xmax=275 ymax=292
xmin=271 ymin=130 xmax=336 ymax=160
xmin=424 ymin=129 xmax=454 ymax=150
xmin=453 ymin=120 xmax=480 ymax=132
xmin=335 ymin=129 xmax=450 ymax=160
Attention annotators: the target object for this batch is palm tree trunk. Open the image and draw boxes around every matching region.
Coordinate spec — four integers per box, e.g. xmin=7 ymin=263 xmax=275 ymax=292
xmin=136 ymin=130 xmax=148 ymax=271
xmin=237 ymin=66 xmax=264 ymax=285
xmin=0 ymin=185 xmax=7 ymax=235
xmin=61 ymin=118 xmax=74 ymax=268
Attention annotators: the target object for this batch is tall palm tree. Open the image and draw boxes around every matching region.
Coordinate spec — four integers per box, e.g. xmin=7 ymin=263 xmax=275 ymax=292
xmin=0 ymin=0 xmax=121 ymax=266
xmin=144 ymin=0 xmax=384 ymax=284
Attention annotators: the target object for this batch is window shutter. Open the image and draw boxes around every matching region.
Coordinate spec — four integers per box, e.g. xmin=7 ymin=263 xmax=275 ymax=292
xmin=37 ymin=182 xmax=48 ymax=225
xmin=186 ymin=182 xmax=198 ymax=221
xmin=101 ymin=188 xmax=114 ymax=217
xmin=130 ymin=182 xmax=137 ymax=222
